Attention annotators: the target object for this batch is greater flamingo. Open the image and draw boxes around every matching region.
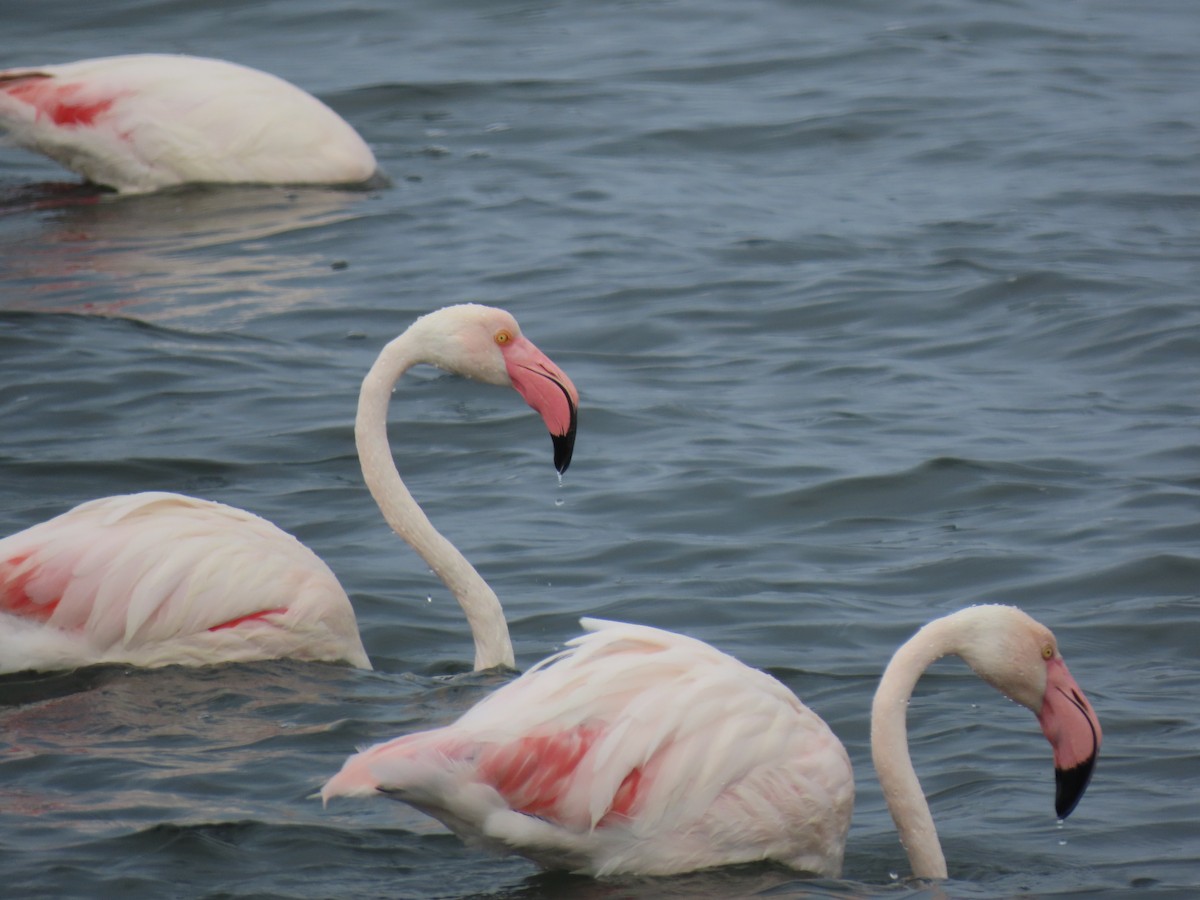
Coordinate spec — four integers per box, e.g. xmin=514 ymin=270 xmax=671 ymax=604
xmin=322 ymin=605 xmax=1100 ymax=879
xmin=0 ymin=304 xmax=578 ymax=674
xmin=0 ymin=54 xmax=379 ymax=193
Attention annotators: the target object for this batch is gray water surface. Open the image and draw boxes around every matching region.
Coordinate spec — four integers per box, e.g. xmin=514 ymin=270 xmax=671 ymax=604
xmin=1 ymin=1 xmax=1198 ymax=897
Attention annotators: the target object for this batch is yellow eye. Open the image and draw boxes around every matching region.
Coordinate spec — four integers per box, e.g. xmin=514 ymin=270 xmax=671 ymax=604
xmin=494 ymin=329 xmax=512 ymax=345
xmin=1041 ymin=644 xmax=1054 ymax=660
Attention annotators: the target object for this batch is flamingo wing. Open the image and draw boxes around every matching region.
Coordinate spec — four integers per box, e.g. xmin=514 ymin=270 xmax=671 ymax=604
xmin=324 ymin=619 xmax=853 ymax=876
xmin=0 ymin=492 xmax=368 ymax=672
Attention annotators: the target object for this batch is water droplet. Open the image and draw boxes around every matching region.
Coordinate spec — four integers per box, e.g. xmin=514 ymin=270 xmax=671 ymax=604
xmin=554 ymin=498 xmax=564 ymax=507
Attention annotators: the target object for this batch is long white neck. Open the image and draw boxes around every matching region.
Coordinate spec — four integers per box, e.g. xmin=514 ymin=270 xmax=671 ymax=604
xmin=355 ymin=332 xmax=515 ymax=671
xmin=869 ymin=617 xmax=959 ymax=879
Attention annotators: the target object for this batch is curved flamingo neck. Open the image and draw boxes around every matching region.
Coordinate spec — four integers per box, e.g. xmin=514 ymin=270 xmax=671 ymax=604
xmin=870 ymin=617 xmax=960 ymax=880
xmin=355 ymin=332 xmax=515 ymax=671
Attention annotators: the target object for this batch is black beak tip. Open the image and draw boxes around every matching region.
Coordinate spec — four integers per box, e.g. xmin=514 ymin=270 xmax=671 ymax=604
xmin=550 ymin=399 xmax=577 ymax=474
xmin=552 ymin=429 xmax=575 ymax=474
xmin=1055 ymin=754 xmax=1098 ymax=819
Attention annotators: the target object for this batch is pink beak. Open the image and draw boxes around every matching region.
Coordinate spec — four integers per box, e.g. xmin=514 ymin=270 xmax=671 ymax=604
xmin=1037 ymin=656 xmax=1102 ymax=818
xmin=500 ymin=335 xmax=579 ymax=474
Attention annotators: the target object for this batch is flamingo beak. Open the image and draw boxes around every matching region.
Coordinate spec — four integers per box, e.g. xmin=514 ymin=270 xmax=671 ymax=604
xmin=501 ymin=336 xmax=579 ymax=474
xmin=1037 ymin=656 xmax=1102 ymax=818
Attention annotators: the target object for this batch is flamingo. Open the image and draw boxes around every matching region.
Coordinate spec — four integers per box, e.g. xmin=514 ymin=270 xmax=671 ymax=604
xmin=0 ymin=304 xmax=578 ymax=674
xmin=322 ymin=605 xmax=1101 ymax=879
xmin=0 ymin=53 xmax=379 ymax=193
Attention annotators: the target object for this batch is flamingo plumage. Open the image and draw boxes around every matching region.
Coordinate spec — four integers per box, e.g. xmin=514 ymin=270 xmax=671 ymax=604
xmin=322 ymin=606 xmax=1101 ymax=879
xmin=0 ymin=53 xmax=380 ymax=193
xmin=0 ymin=304 xmax=578 ymax=674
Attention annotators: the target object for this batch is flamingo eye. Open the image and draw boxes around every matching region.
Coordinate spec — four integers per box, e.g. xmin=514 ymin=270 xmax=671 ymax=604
xmin=1041 ymin=644 xmax=1054 ymax=660
xmin=494 ymin=329 xmax=513 ymax=345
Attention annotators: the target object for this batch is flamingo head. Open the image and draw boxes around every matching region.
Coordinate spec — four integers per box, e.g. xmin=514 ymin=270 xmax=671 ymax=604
xmin=958 ymin=605 xmax=1102 ymax=819
xmin=413 ymin=304 xmax=579 ymax=473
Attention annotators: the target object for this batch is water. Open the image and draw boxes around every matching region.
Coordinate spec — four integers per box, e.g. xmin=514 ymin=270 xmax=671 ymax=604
xmin=1 ymin=0 xmax=1198 ymax=896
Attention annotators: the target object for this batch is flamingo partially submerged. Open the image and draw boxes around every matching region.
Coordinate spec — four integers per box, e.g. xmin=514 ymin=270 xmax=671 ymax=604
xmin=322 ymin=605 xmax=1101 ymax=879
xmin=0 ymin=53 xmax=380 ymax=193
xmin=0 ymin=304 xmax=578 ymax=674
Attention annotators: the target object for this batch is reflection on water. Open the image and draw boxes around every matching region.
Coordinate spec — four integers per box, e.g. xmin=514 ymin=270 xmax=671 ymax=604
xmin=0 ymin=185 xmax=380 ymax=327
xmin=0 ymin=660 xmax=367 ymax=833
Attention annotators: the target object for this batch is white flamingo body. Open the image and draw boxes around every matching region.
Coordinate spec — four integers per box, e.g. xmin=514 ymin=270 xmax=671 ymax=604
xmin=323 ymin=606 xmax=1101 ymax=879
xmin=323 ymin=618 xmax=854 ymax=877
xmin=0 ymin=54 xmax=378 ymax=193
xmin=0 ymin=492 xmax=367 ymax=672
xmin=0 ymin=305 xmax=578 ymax=674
